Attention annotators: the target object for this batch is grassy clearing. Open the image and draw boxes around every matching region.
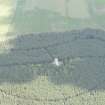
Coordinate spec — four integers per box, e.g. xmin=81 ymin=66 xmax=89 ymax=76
xmin=1 ymin=0 xmax=105 ymax=34
xmin=0 ymin=75 xmax=105 ymax=105
xmin=0 ymin=0 xmax=14 ymax=35
xmin=68 ymin=0 xmax=90 ymax=18
xmin=96 ymin=0 xmax=105 ymax=5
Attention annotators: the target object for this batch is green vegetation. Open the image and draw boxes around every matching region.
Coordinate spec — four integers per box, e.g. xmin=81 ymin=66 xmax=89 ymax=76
xmin=0 ymin=59 xmax=105 ymax=105
xmin=0 ymin=75 xmax=104 ymax=105
xmin=96 ymin=0 xmax=105 ymax=5
xmin=0 ymin=0 xmax=105 ymax=105
xmin=1 ymin=0 xmax=105 ymax=34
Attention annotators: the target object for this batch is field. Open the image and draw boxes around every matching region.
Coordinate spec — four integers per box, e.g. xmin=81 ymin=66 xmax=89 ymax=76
xmin=96 ymin=0 xmax=105 ymax=5
xmin=0 ymin=76 xmax=105 ymax=105
xmin=1 ymin=0 xmax=105 ymax=35
xmin=0 ymin=0 xmax=105 ymax=105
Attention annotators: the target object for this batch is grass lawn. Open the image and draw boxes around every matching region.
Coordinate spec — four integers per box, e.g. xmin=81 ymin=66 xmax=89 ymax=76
xmin=96 ymin=0 xmax=105 ymax=5
xmin=0 ymin=0 xmax=14 ymax=35
xmin=0 ymin=76 xmax=104 ymax=105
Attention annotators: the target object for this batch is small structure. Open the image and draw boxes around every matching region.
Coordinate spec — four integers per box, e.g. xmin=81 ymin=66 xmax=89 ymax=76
xmin=52 ymin=58 xmax=63 ymax=66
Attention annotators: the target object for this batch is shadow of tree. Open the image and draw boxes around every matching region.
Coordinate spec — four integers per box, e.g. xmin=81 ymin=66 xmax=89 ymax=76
xmin=0 ymin=28 xmax=105 ymax=91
